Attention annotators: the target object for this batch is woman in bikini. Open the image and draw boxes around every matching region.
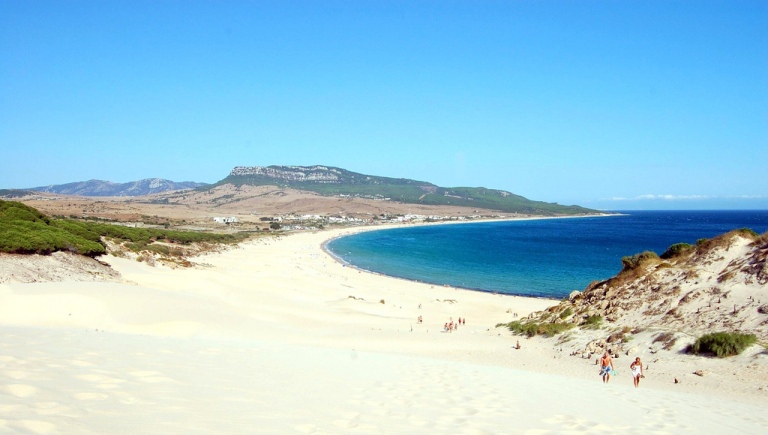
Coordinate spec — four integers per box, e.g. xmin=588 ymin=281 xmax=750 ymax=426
xmin=630 ymin=357 xmax=644 ymax=388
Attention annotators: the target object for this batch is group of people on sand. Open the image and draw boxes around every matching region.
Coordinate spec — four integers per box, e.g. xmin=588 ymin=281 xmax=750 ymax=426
xmin=599 ymin=351 xmax=645 ymax=387
xmin=414 ymin=315 xmax=466 ymax=333
xmin=443 ymin=317 xmax=464 ymax=333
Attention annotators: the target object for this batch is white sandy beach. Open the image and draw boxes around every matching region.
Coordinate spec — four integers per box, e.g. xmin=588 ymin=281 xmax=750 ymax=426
xmin=1 ymin=226 xmax=768 ymax=434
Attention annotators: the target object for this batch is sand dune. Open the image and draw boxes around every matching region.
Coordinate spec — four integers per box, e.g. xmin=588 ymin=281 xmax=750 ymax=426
xmin=1 ymin=228 xmax=767 ymax=433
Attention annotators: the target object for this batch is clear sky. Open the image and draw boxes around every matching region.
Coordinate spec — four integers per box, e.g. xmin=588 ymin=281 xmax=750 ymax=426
xmin=2 ymin=1 xmax=766 ymax=210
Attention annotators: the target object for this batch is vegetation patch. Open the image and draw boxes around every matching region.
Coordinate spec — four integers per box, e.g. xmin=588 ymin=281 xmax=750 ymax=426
xmin=717 ymin=270 xmax=736 ymax=283
xmin=653 ymin=331 xmax=679 ymax=350
xmin=621 ymin=251 xmax=660 ymax=271
xmin=497 ymin=320 xmax=574 ymax=337
xmin=0 ymin=199 xmax=249 ymax=258
xmin=559 ymin=307 xmax=574 ymax=319
xmin=694 ymin=229 xmax=759 ymax=256
xmin=660 ymin=243 xmax=694 ymax=259
xmin=583 ymin=314 xmax=603 ymax=329
xmin=688 ymin=331 xmax=757 ymax=357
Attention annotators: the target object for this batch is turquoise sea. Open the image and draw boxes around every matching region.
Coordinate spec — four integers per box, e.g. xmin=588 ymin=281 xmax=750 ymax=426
xmin=326 ymin=210 xmax=768 ymax=299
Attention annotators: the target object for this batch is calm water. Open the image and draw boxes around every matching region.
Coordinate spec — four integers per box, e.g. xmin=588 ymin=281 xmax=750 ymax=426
xmin=326 ymin=210 xmax=768 ymax=299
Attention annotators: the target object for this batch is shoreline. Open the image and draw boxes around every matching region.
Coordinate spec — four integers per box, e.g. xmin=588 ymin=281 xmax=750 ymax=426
xmin=319 ymin=213 xmax=616 ymax=300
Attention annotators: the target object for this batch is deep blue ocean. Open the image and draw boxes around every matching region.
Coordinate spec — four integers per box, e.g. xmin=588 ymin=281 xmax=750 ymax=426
xmin=326 ymin=210 xmax=768 ymax=299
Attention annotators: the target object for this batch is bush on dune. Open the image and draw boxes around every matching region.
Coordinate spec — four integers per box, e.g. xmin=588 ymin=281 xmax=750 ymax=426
xmin=620 ymin=251 xmax=660 ymax=271
xmin=693 ymin=228 xmax=760 ymax=255
xmin=583 ymin=314 xmax=603 ymax=329
xmin=660 ymin=243 xmax=694 ymax=259
xmin=0 ymin=200 xmax=50 ymax=224
xmin=688 ymin=332 xmax=757 ymax=357
xmin=0 ymin=219 xmax=106 ymax=256
xmin=0 ymin=199 xmax=247 ymax=257
xmin=497 ymin=320 xmax=574 ymax=337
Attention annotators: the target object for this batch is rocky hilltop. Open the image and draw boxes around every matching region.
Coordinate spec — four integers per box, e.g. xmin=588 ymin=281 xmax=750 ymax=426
xmin=230 ymin=165 xmax=347 ymax=183
xmin=228 ymin=165 xmax=432 ymax=186
xmin=219 ymin=165 xmax=597 ymax=216
xmin=30 ymin=178 xmax=207 ymax=196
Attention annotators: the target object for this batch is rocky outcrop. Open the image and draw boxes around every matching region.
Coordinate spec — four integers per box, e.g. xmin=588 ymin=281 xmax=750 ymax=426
xmin=530 ymin=230 xmax=768 ymax=342
xmin=230 ymin=166 xmax=343 ymax=183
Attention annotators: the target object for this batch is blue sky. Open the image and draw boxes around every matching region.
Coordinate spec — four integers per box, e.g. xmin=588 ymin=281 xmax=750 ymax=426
xmin=1 ymin=1 xmax=766 ymax=210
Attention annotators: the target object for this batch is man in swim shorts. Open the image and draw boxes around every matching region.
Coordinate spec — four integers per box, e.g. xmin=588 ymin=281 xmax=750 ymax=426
xmin=600 ymin=351 xmax=614 ymax=383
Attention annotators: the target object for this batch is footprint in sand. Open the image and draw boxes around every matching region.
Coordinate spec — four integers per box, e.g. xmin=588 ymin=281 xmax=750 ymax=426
xmin=2 ymin=370 xmax=29 ymax=380
xmin=128 ymin=370 xmax=161 ymax=377
xmin=6 ymin=384 xmax=38 ymax=398
xmin=16 ymin=419 xmax=57 ymax=435
xmin=129 ymin=370 xmax=174 ymax=384
xmin=447 ymin=406 xmax=479 ymax=417
xmin=33 ymin=402 xmax=72 ymax=416
xmin=546 ymin=414 xmax=629 ymax=432
xmin=0 ymin=405 xmax=23 ymax=414
xmin=73 ymin=392 xmax=109 ymax=401
xmin=75 ymin=372 xmax=129 ymax=391
xmin=77 ymin=373 xmax=114 ymax=383
xmin=437 ymin=415 xmax=468 ymax=426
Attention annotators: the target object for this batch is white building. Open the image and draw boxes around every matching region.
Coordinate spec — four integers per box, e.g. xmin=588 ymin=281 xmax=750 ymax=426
xmin=213 ymin=216 xmax=238 ymax=224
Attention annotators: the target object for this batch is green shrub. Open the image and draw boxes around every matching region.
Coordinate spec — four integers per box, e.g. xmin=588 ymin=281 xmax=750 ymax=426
xmin=584 ymin=315 xmax=603 ymax=329
xmin=497 ymin=320 xmax=573 ymax=337
xmin=621 ymin=251 xmax=660 ymax=271
xmin=0 ymin=199 xmax=247 ymax=257
xmin=498 ymin=321 xmax=536 ymax=337
xmin=660 ymin=243 xmax=694 ymax=259
xmin=0 ymin=219 xmax=106 ymax=256
xmin=537 ymin=322 xmax=574 ymax=337
xmin=0 ymin=200 xmax=49 ymax=223
xmin=688 ymin=332 xmax=757 ymax=357
xmin=559 ymin=307 xmax=573 ymax=319
xmin=733 ymin=228 xmax=759 ymax=238
xmin=50 ymin=220 xmax=102 ymax=242
xmin=145 ymin=244 xmax=171 ymax=256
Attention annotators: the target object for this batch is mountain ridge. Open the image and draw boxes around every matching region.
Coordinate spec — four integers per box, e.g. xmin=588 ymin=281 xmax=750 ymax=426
xmin=15 ymin=165 xmax=598 ymax=215
xmin=216 ymin=165 xmax=596 ymax=215
xmin=28 ymin=178 xmax=207 ymax=197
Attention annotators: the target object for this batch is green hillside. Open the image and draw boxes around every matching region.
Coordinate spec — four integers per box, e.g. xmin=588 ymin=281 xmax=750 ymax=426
xmin=215 ymin=165 xmax=597 ymax=216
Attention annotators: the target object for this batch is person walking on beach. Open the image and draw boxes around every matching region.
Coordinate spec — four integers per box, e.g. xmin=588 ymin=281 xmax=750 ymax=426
xmin=630 ymin=357 xmax=644 ymax=388
xmin=600 ymin=351 xmax=614 ymax=383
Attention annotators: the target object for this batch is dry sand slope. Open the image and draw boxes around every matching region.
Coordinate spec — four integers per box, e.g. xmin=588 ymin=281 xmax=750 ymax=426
xmin=1 ymin=228 xmax=768 ymax=434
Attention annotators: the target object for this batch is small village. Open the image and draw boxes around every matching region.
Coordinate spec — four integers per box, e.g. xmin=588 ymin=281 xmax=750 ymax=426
xmin=211 ymin=212 xmax=512 ymax=231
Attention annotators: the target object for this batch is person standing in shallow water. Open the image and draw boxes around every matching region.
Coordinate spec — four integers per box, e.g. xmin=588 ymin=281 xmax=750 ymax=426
xmin=630 ymin=357 xmax=644 ymax=388
xmin=600 ymin=351 xmax=614 ymax=383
